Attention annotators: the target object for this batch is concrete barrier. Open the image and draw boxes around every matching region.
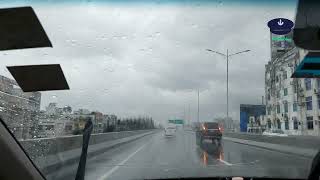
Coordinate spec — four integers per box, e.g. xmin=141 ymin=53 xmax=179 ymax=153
xmin=19 ymin=129 xmax=157 ymax=174
xmin=223 ymin=132 xmax=320 ymax=150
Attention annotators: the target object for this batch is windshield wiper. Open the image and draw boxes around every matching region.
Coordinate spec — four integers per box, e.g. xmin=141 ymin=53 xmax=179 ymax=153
xmin=75 ymin=119 xmax=93 ymax=180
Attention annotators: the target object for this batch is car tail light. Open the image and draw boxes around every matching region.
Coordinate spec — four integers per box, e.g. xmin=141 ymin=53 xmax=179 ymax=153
xmin=202 ymin=124 xmax=207 ymax=131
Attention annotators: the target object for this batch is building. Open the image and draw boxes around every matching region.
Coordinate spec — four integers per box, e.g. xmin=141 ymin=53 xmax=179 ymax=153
xmin=74 ymin=108 xmax=90 ymax=115
xmin=37 ymin=112 xmax=56 ymax=138
xmin=0 ymin=75 xmax=41 ymax=140
xmin=102 ymin=114 xmax=117 ymax=132
xmin=240 ymin=104 xmax=266 ymax=133
xmin=54 ymin=114 xmax=74 ymax=136
xmin=72 ymin=113 xmax=95 ymax=134
xmin=63 ymin=106 xmax=72 ymax=114
xmin=264 ymin=30 xmax=320 ymax=136
xmin=45 ymin=103 xmax=72 ymax=115
xmin=91 ymin=111 xmax=104 ymax=133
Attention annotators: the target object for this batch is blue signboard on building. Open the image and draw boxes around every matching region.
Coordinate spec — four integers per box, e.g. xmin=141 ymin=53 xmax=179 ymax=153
xmin=240 ymin=104 xmax=266 ymax=132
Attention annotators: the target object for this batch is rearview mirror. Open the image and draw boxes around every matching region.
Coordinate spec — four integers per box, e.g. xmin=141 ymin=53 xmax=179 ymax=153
xmin=293 ymin=0 xmax=320 ymax=50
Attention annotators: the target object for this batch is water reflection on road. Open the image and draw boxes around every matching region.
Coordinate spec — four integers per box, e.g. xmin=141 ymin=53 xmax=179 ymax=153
xmin=197 ymin=139 xmax=224 ymax=166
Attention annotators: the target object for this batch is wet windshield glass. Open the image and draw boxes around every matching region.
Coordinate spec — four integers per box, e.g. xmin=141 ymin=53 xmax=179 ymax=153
xmin=205 ymin=122 xmax=219 ymax=129
xmin=1 ymin=0 xmax=319 ymax=180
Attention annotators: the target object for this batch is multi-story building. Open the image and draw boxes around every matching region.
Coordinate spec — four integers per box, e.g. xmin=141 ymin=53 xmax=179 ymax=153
xmin=91 ymin=111 xmax=104 ymax=133
xmin=0 ymin=75 xmax=41 ymax=140
xmin=102 ymin=114 xmax=117 ymax=132
xmin=37 ymin=111 xmax=74 ymax=138
xmin=72 ymin=113 xmax=95 ymax=134
xmin=74 ymin=108 xmax=90 ymax=115
xmin=264 ymin=31 xmax=320 ymax=136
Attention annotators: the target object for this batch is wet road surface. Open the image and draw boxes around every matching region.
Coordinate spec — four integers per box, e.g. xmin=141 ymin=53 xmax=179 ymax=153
xmin=47 ymin=129 xmax=313 ymax=180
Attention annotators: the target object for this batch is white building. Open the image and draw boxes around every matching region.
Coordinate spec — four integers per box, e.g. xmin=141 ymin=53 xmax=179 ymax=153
xmin=37 ymin=112 xmax=74 ymax=138
xmin=265 ymin=33 xmax=320 ymax=136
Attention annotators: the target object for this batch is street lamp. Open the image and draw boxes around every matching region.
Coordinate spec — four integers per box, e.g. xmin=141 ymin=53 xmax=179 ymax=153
xmin=206 ymin=49 xmax=250 ymax=120
xmin=197 ymin=89 xmax=209 ymax=124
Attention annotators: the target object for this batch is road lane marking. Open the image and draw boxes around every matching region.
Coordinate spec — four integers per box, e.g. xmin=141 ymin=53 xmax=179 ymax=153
xmin=98 ymin=144 xmax=146 ymax=180
xmin=218 ymin=159 xmax=232 ymax=166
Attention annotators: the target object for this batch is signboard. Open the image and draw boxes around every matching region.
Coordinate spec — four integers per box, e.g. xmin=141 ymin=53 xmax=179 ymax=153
xmin=267 ymin=18 xmax=294 ymax=35
xmin=168 ymin=119 xmax=184 ymax=124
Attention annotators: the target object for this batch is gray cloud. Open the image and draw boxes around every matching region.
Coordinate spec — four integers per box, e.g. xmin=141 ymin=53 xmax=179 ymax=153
xmin=0 ymin=3 xmax=297 ymax=124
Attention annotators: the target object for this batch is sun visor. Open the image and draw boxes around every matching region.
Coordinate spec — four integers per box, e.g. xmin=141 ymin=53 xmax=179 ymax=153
xmin=0 ymin=6 xmax=52 ymax=50
xmin=7 ymin=64 xmax=69 ymax=92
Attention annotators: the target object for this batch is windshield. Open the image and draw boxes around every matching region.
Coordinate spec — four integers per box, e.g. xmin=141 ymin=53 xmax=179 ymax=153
xmin=1 ymin=0 xmax=319 ymax=179
xmin=204 ymin=122 xmax=219 ymax=129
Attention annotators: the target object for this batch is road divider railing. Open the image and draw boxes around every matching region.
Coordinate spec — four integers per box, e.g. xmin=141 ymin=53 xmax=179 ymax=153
xmin=19 ymin=129 xmax=158 ymax=175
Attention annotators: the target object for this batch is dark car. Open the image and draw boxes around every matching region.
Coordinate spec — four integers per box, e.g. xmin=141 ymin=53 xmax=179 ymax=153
xmin=196 ymin=122 xmax=223 ymax=145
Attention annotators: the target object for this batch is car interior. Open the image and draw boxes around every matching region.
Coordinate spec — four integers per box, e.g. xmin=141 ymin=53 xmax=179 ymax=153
xmin=1 ymin=1 xmax=320 ymax=180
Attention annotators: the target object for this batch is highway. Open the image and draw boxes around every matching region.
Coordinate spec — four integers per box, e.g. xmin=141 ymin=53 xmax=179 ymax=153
xmin=46 ymin=129 xmax=313 ymax=180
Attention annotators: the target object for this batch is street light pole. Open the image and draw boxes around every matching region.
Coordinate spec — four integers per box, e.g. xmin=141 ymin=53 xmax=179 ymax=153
xmin=206 ymin=49 xmax=250 ymax=121
xmin=188 ymin=103 xmax=190 ymax=125
xmin=197 ymin=89 xmax=200 ymax=124
xmin=226 ymin=49 xmax=229 ymax=119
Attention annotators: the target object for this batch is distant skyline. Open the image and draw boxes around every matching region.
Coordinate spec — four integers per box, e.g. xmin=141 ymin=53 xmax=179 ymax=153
xmin=0 ymin=2 xmax=297 ymax=124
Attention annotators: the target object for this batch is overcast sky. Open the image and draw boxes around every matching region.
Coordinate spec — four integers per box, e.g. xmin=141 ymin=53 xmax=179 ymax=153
xmin=0 ymin=1 xmax=297 ymax=125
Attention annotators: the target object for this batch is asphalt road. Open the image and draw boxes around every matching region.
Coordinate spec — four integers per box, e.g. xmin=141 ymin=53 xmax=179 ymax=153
xmin=46 ymin=129 xmax=314 ymax=180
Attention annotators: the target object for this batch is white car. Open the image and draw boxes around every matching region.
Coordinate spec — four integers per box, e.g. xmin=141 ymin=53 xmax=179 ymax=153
xmin=164 ymin=126 xmax=176 ymax=137
xmin=262 ymin=129 xmax=288 ymax=137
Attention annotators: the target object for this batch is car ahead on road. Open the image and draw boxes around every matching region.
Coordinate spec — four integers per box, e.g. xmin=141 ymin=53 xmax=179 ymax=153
xmin=262 ymin=129 xmax=288 ymax=137
xmin=196 ymin=122 xmax=223 ymax=145
xmin=164 ymin=126 xmax=176 ymax=137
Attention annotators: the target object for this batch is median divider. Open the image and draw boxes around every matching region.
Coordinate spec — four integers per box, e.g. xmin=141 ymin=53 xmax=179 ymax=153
xmin=19 ymin=129 xmax=158 ymax=175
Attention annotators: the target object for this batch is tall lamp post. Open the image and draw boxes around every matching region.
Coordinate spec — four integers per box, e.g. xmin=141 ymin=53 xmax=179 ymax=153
xmin=206 ymin=49 xmax=250 ymax=120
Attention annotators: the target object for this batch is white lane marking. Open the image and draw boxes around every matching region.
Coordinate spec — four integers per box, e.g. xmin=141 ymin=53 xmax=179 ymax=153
xmin=218 ymin=159 xmax=232 ymax=166
xmin=98 ymin=144 xmax=146 ymax=180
